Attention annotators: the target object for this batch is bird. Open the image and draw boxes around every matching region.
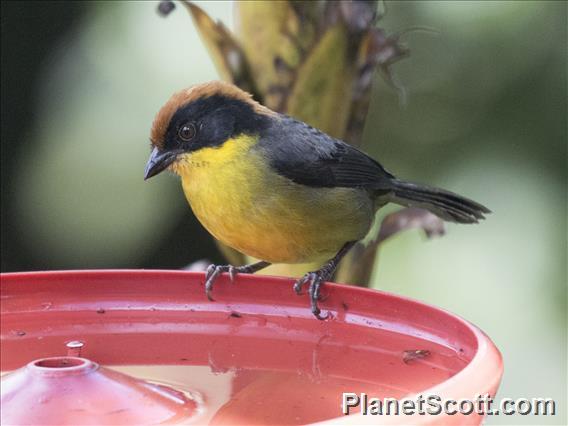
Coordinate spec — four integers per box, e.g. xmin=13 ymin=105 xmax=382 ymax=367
xmin=144 ymin=81 xmax=490 ymax=319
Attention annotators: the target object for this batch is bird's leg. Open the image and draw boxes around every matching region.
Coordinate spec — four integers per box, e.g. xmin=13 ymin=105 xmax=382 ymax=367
xmin=205 ymin=260 xmax=271 ymax=301
xmin=293 ymin=241 xmax=357 ymax=320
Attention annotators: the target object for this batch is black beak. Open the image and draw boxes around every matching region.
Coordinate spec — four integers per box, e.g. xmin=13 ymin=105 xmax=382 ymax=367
xmin=144 ymin=147 xmax=179 ymax=180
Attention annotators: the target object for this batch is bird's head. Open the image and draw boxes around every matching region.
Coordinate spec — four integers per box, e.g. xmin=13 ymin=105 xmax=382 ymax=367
xmin=144 ymin=81 xmax=275 ymax=180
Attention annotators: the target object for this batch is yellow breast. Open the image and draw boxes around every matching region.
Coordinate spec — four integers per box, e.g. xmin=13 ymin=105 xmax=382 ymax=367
xmin=172 ymin=135 xmax=373 ymax=264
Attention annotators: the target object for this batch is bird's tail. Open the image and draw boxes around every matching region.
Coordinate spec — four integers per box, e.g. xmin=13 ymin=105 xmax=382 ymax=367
xmin=389 ymin=180 xmax=490 ymax=224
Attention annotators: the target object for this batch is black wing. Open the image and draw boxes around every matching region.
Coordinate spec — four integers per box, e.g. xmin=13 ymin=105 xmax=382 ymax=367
xmin=257 ymin=115 xmax=395 ymax=191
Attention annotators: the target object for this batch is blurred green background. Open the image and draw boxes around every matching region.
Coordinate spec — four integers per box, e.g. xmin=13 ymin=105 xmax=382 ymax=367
xmin=1 ymin=1 xmax=566 ymax=424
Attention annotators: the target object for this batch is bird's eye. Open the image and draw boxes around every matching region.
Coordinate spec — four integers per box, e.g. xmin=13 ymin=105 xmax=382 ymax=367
xmin=178 ymin=123 xmax=196 ymax=141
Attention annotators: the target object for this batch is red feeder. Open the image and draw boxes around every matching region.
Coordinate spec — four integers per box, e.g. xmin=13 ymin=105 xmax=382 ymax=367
xmin=0 ymin=270 xmax=502 ymax=425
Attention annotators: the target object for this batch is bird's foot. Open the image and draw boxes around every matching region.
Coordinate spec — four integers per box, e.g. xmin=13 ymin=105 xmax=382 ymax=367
xmin=204 ymin=261 xmax=271 ymax=301
xmin=293 ymin=269 xmax=333 ymax=320
xmin=204 ymin=264 xmax=241 ymax=301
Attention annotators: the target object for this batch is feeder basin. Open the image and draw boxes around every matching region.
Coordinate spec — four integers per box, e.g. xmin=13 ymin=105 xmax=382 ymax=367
xmin=0 ymin=270 xmax=502 ymax=425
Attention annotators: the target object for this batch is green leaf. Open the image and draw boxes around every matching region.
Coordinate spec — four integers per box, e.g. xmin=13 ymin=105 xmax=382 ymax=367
xmin=181 ymin=2 xmax=257 ymax=95
xmin=235 ymin=1 xmax=314 ymax=110
xmin=286 ymin=24 xmax=355 ymax=138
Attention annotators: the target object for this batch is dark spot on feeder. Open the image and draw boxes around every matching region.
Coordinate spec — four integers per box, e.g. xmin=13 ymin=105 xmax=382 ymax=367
xmin=96 ymin=308 xmax=106 ymax=314
xmin=403 ymin=349 xmax=431 ymax=364
xmin=157 ymin=0 xmax=175 ymax=17
xmin=229 ymin=311 xmax=242 ymax=318
xmin=105 ymin=408 xmax=130 ymax=415
xmin=13 ymin=330 xmax=26 ymax=337
xmin=341 ymin=302 xmax=349 ymax=311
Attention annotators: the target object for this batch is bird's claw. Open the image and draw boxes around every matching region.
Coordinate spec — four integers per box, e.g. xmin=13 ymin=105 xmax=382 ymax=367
xmin=294 ymin=271 xmax=330 ymax=320
xmin=203 ymin=263 xmax=253 ymax=301
xmin=293 ymin=273 xmax=313 ymax=295
xmin=205 ymin=264 xmax=224 ymax=301
xmin=205 ymin=264 xmax=217 ymax=282
xmin=228 ymin=266 xmax=238 ymax=282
